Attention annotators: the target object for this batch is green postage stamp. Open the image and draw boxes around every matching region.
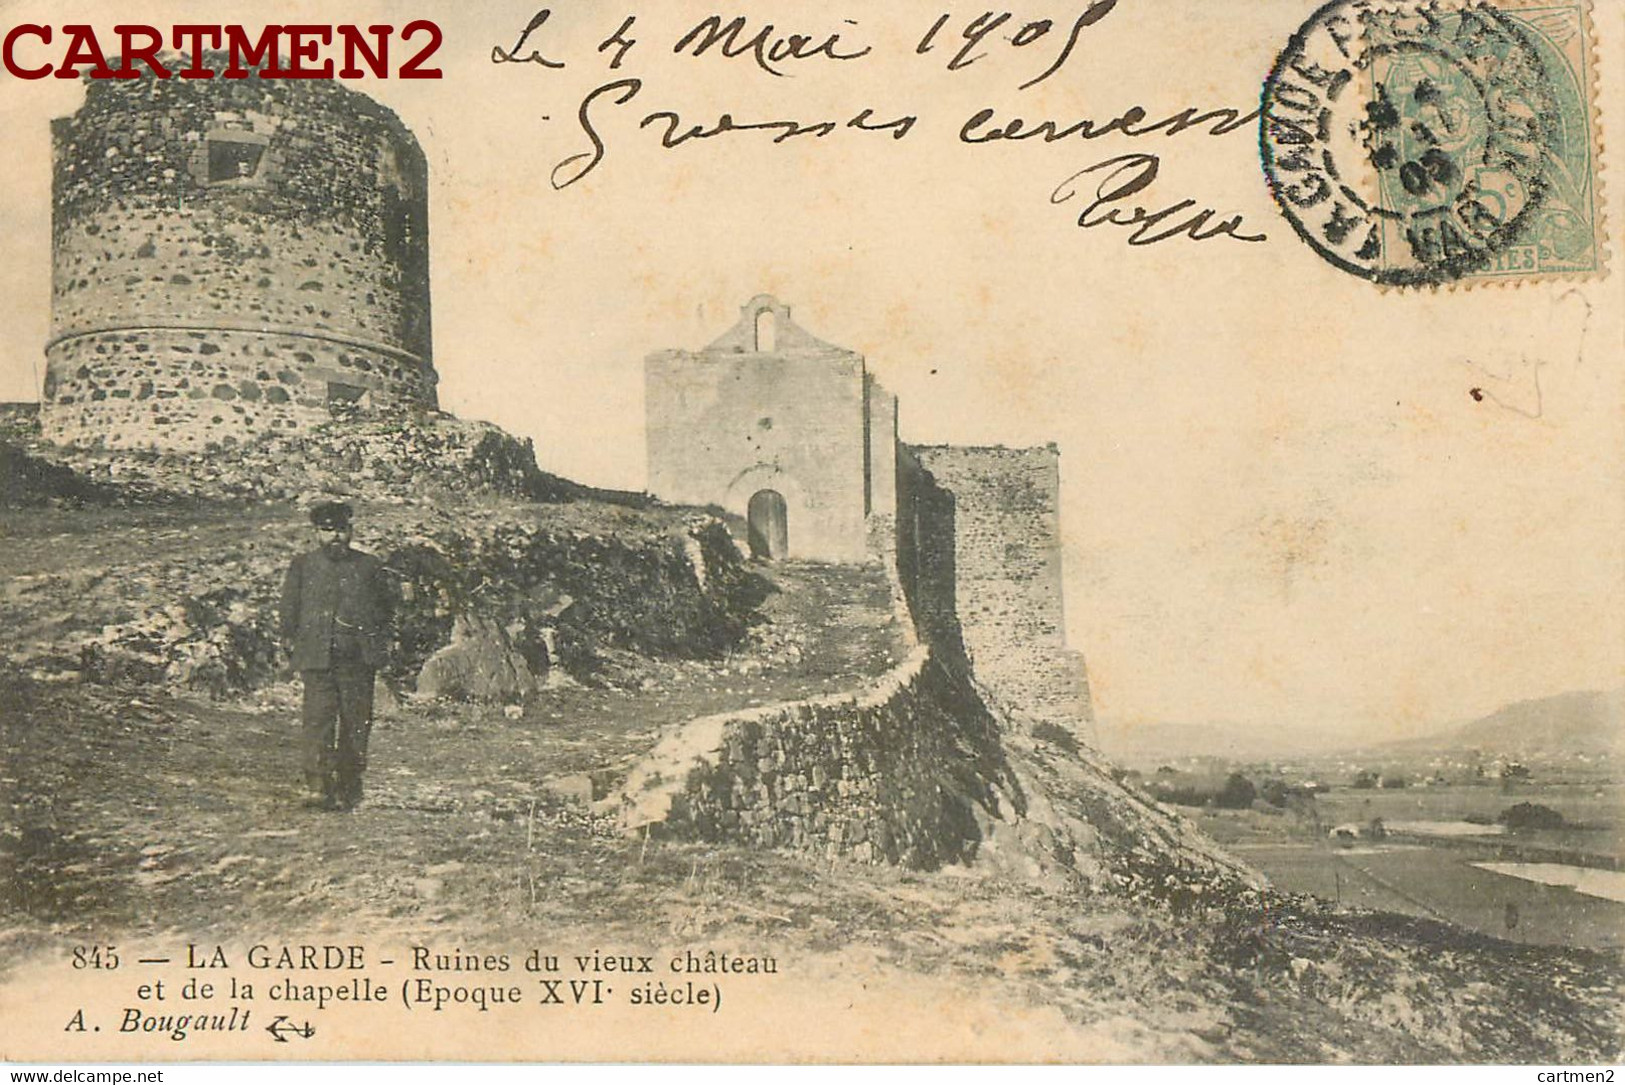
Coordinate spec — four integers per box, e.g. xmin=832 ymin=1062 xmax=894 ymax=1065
xmin=1263 ymin=0 xmax=1605 ymax=287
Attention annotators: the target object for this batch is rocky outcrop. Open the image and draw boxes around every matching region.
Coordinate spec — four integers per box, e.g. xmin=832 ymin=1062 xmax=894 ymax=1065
xmin=3 ymin=414 xmax=768 ymax=697
xmin=386 ymin=515 xmax=766 ymax=686
xmin=15 ymin=411 xmax=608 ymax=507
xmin=415 ymin=614 xmax=539 ymax=703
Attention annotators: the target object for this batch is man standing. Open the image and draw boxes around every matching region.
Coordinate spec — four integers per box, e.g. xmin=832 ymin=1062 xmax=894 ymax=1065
xmin=279 ymin=501 xmax=395 ymax=811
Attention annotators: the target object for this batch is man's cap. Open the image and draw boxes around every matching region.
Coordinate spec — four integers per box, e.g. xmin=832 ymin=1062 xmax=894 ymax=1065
xmin=309 ymin=501 xmax=354 ymax=529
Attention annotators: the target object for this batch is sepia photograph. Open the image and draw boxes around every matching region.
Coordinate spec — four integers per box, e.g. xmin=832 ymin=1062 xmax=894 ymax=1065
xmin=0 ymin=0 xmax=1619 ymax=1066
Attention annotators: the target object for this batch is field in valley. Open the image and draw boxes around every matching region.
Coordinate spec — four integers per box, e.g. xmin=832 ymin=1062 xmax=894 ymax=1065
xmin=1192 ymin=782 xmax=1625 ymax=950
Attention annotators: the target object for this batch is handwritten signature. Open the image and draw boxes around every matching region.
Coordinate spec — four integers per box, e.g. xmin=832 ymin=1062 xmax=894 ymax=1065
xmin=1051 ymin=154 xmax=1267 ymax=246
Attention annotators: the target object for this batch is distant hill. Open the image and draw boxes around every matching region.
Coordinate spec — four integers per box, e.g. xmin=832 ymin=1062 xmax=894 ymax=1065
xmin=1094 ymin=717 xmax=1357 ymax=768
xmin=1098 ymin=688 xmax=1625 ymax=767
xmin=1412 ymin=688 xmax=1625 ymax=756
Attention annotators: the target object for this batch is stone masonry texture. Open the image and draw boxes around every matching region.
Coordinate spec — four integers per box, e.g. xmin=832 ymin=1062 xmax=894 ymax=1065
xmin=623 ymin=297 xmax=1099 ymax=869
xmin=898 ymin=444 xmax=1093 ymax=742
xmin=616 ymin=648 xmax=1015 ymax=869
xmin=42 ymin=60 xmax=435 ymax=450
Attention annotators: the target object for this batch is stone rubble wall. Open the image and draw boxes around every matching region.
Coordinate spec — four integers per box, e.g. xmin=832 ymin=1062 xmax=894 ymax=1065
xmin=605 ymin=595 xmax=1243 ymax=888
xmin=610 ymin=552 xmax=1020 ymax=870
xmin=610 ymin=441 xmax=1105 ymax=870
xmin=0 ymin=404 xmax=42 ymax=443
xmin=613 ymin=645 xmax=1015 ymax=868
xmin=20 ymin=412 xmax=584 ymax=505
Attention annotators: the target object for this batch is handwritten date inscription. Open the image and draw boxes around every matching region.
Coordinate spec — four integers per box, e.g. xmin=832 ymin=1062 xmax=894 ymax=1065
xmin=497 ymin=8 xmax=1268 ymax=249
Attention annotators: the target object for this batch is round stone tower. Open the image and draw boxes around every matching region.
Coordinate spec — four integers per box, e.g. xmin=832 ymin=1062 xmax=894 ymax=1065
xmin=42 ymin=66 xmax=436 ymax=449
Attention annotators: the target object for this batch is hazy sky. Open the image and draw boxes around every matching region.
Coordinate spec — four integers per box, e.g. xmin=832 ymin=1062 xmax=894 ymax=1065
xmin=1 ymin=0 xmax=1620 ymax=741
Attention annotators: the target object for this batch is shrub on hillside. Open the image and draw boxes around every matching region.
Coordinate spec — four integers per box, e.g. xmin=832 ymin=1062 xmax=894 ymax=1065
xmin=1150 ymin=770 xmax=1257 ymax=809
xmin=1215 ymin=772 xmax=1257 ymax=809
xmin=1499 ymin=802 xmax=1565 ymax=831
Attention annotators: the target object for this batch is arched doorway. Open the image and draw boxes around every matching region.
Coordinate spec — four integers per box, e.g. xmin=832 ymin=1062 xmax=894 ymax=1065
xmin=747 ymin=489 xmax=789 ymax=560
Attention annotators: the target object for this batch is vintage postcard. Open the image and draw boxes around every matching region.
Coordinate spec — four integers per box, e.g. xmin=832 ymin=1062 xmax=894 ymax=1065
xmin=0 ymin=0 xmax=1620 ymax=1066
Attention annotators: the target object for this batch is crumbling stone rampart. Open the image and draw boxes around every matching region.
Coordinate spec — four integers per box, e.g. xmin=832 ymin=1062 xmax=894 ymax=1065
xmin=898 ymin=443 xmax=1093 ymax=744
xmin=620 ymin=301 xmax=1103 ymax=871
xmin=614 ymin=647 xmax=1015 ymax=868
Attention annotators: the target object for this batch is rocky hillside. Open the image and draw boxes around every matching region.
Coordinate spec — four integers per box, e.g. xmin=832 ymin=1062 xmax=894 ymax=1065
xmin=0 ymin=408 xmax=1619 ymax=1063
xmin=1 ymin=409 xmax=767 ymax=699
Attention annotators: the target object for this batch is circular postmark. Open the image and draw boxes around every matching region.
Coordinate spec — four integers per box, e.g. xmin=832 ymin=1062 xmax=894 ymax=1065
xmin=1261 ymin=0 xmax=1562 ymax=286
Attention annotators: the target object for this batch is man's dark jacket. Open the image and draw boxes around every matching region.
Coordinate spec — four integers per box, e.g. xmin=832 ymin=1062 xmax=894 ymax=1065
xmin=279 ymin=547 xmax=395 ymax=671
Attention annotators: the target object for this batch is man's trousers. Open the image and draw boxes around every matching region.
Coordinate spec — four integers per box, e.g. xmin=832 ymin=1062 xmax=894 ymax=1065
xmin=300 ymin=663 xmax=375 ymax=809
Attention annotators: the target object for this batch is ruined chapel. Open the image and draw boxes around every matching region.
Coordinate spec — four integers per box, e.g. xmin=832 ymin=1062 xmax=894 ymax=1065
xmin=645 ymin=294 xmax=1093 ymax=741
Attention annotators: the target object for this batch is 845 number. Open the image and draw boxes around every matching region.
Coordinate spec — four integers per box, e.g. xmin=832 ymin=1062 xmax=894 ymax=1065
xmin=71 ymin=945 xmax=118 ymax=970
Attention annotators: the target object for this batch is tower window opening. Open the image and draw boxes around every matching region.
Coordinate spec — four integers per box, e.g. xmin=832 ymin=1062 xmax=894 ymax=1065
xmin=207 ymin=139 xmax=266 ymax=183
